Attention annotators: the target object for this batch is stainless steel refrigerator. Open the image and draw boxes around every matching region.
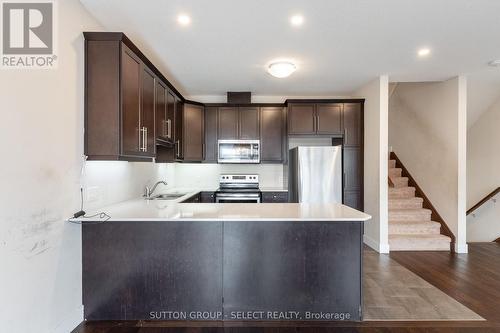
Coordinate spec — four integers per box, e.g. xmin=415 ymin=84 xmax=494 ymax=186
xmin=288 ymin=146 xmax=343 ymax=203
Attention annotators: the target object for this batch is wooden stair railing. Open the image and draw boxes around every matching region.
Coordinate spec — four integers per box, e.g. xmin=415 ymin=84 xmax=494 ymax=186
xmin=466 ymin=187 xmax=500 ymax=216
xmin=388 ymin=177 xmax=394 ymax=187
xmin=390 ymin=152 xmax=456 ymax=251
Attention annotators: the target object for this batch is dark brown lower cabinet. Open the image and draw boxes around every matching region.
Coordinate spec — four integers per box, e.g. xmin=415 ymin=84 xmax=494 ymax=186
xmin=82 ymin=220 xmax=364 ymax=321
xmin=201 ymin=192 xmax=215 ymax=203
xmin=261 ymin=191 xmax=288 ymax=203
xmin=182 ymin=193 xmax=201 ymax=203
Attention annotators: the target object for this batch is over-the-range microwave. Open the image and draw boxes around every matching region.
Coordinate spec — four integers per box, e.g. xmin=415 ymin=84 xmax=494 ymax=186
xmin=217 ymin=140 xmax=260 ymax=164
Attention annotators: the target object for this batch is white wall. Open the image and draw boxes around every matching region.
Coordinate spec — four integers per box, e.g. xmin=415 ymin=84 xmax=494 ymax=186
xmin=83 ymin=162 xmax=175 ymax=211
xmin=0 ymin=1 xmax=172 ymax=332
xmin=389 ymin=77 xmax=468 ymax=252
xmin=354 ymin=76 xmax=389 ymax=253
xmin=467 ymin=96 xmax=500 ymax=242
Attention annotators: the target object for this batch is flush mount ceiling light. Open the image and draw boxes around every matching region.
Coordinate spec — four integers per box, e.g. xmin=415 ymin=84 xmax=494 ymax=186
xmin=418 ymin=48 xmax=431 ymax=57
xmin=267 ymin=61 xmax=297 ymax=78
xmin=177 ymin=14 xmax=191 ymax=26
xmin=488 ymin=59 xmax=500 ymax=67
xmin=290 ymin=15 xmax=304 ymax=27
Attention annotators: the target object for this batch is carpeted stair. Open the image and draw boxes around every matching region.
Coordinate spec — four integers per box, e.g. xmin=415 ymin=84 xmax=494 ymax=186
xmin=389 ymin=159 xmax=451 ymax=251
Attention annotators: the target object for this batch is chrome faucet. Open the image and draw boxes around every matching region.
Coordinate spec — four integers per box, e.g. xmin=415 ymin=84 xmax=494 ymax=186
xmin=144 ymin=180 xmax=168 ymax=199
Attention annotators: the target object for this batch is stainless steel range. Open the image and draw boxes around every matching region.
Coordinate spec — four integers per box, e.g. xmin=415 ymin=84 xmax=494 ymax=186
xmin=215 ymin=174 xmax=261 ymax=203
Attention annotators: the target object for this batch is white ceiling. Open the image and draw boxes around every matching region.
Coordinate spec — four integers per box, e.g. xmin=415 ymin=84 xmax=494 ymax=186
xmin=80 ymin=0 xmax=500 ymax=122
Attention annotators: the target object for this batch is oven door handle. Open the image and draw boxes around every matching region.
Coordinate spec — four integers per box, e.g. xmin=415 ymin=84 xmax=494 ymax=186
xmin=216 ymin=193 xmax=261 ymax=198
xmin=215 ymin=194 xmax=261 ymax=203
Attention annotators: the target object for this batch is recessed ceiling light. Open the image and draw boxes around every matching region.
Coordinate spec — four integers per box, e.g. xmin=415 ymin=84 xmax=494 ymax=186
xmin=488 ymin=59 xmax=500 ymax=67
xmin=268 ymin=61 xmax=296 ymax=78
xmin=290 ymin=15 xmax=304 ymax=27
xmin=418 ymin=48 xmax=431 ymax=57
xmin=177 ymin=14 xmax=191 ymax=26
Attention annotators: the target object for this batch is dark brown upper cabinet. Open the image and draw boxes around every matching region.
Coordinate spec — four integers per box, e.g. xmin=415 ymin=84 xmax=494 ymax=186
xmin=121 ymin=46 xmax=155 ymax=158
xmin=204 ymin=107 xmax=218 ymax=162
xmin=343 ymin=103 xmax=362 ymax=147
xmin=120 ymin=45 xmax=143 ymax=157
xmin=182 ymin=103 xmax=205 ymax=161
xmin=217 ymin=107 xmax=259 ymax=140
xmin=287 ymin=103 xmax=315 ymax=135
xmin=174 ymin=99 xmax=184 ymax=160
xmin=260 ymin=107 xmax=285 ymax=163
xmin=238 ymin=107 xmax=260 ymax=139
xmin=141 ymin=65 xmax=156 ymax=155
xmin=84 ymin=35 xmax=156 ymax=161
xmin=84 ymin=32 xmax=186 ymax=161
xmin=155 ymin=80 xmax=174 ymax=144
xmin=288 ymin=103 xmax=342 ymax=136
xmin=316 ymin=103 xmax=342 ymax=135
xmin=218 ymin=107 xmax=238 ymax=139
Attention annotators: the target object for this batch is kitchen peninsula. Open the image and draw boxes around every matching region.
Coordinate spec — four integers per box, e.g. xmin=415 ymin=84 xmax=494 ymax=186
xmin=79 ymin=194 xmax=370 ymax=322
xmin=81 ymin=31 xmax=370 ymax=323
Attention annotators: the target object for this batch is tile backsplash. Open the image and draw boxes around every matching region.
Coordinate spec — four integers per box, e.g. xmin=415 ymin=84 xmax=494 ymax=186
xmin=174 ymin=163 xmax=286 ymax=189
xmin=82 ymin=161 xmax=286 ymax=209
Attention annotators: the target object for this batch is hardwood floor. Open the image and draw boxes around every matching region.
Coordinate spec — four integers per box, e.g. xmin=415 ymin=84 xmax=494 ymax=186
xmin=72 ymin=243 xmax=500 ymax=333
xmin=389 ymin=243 xmax=500 ymax=325
xmin=363 ymin=252 xmax=482 ymax=321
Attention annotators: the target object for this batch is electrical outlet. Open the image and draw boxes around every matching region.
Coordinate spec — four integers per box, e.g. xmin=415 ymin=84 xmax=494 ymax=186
xmin=86 ymin=186 xmax=101 ymax=203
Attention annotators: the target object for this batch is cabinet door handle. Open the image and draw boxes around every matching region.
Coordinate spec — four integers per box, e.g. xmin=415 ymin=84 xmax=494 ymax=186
xmin=176 ymin=140 xmax=180 ymax=157
xmin=166 ymin=119 xmax=172 ymax=139
xmin=144 ymin=127 xmax=148 ymax=152
xmin=139 ymin=127 xmax=147 ymax=152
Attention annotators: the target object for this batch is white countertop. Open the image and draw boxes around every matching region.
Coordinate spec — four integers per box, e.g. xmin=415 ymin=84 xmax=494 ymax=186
xmin=71 ymin=188 xmax=371 ymax=222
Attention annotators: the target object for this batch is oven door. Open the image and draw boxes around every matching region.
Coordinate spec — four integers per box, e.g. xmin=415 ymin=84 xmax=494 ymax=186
xmin=218 ymin=140 xmax=260 ymax=163
xmin=215 ymin=193 xmax=261 ymax=203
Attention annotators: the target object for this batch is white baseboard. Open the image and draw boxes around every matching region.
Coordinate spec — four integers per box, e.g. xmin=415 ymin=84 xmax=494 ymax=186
xmin=455 ymin=242 xmax=469 ymax=254
xmin=51 ymin=305 xmax=83 ymax=333
xmin=363 ymin=234 xmax=390 ymax=253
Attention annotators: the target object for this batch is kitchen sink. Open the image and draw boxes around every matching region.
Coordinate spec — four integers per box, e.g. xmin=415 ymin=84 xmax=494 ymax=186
xmin=150 ymin=193 xmax=187 ymax=200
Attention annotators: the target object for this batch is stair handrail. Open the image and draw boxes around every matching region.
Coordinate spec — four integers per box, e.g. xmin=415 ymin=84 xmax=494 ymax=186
xmin=466 ymin=187 xmax=500 ymax=216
